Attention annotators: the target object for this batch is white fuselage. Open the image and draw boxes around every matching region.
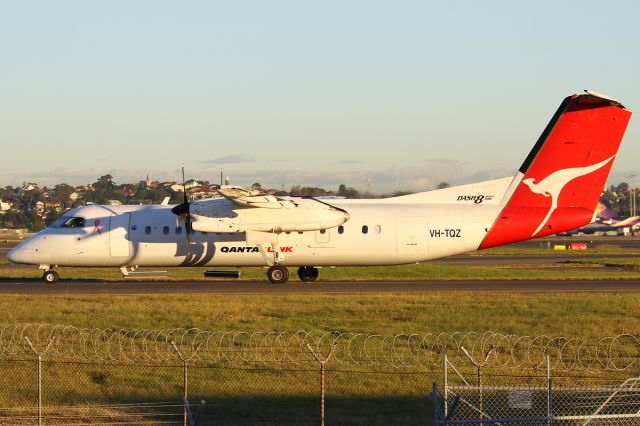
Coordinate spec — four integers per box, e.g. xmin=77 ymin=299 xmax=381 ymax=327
xmin=8 ymin=177 xmax=513 ymax=269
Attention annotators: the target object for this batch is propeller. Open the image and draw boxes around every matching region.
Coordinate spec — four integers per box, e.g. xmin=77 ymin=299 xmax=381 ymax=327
xmin=171 ymin=164 xmax=192 ymax=241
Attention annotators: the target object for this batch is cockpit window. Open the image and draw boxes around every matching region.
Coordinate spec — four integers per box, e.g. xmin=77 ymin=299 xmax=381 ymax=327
xmin=54 ymin=217 xmax=86 ymax=228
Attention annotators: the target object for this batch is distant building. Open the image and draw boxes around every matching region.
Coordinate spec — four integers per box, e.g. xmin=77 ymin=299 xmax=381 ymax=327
xmin=171 ymin=181 xmax=199 ymax=192
xmin=0 ymin=200 xmax=11 ymax=213
xmin=20 ymin=183 xmax=38 ymax=192
xmin=0 ymin=228 xmax=25 ymax=238
xmin=191 ymin=184 xmax=219 ymax=200
xmin=48 ymin=202 xmax=63 ymax=212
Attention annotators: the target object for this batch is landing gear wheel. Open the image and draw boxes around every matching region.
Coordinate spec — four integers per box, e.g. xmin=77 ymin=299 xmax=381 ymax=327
xmin=42 ymin=270 xmax=59 ymax=284
xmin=297 ymin=266 xmax=319 ymax=283
xmin=267 ymin=266 xmax=289 ymax=284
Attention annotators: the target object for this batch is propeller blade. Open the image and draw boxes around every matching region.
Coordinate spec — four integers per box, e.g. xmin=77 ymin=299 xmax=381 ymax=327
xmin=181 ymin=163 xmax=187 ymax=206
xmin=171 ymin=163 xmax=192 ymax=243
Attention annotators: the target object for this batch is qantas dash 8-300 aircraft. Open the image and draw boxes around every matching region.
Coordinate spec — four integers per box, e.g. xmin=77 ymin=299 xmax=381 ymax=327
xmin=7 ymin=90 xmax=633 ymax=284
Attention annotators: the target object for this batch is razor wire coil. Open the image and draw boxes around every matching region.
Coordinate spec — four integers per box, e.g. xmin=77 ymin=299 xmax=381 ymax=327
xmin=0 ymin=324 xmax=637 ymax=371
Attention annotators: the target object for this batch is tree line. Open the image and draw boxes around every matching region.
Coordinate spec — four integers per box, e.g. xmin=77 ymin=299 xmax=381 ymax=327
xmin=6 ymin=176 xmax=636 ymax=232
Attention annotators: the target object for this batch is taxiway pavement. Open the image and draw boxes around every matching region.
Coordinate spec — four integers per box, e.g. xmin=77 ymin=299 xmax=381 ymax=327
xmin=0 ymin=279 xmax=637 ymax=295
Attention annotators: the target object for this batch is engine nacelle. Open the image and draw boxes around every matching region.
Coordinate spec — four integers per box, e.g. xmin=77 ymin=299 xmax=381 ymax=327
xmin=189 ymin=197 xmax=349 ymax=233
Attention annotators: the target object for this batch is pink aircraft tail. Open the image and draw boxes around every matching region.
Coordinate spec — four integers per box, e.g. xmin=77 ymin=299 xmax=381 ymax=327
xmin=595 ymin=202 xmax=617 ymax=220
xmin=480 ymin=91 xmax=632 ymax=249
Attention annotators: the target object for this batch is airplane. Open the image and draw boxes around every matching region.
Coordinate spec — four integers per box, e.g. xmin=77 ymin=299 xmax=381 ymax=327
xmin=7 ymin=90 xmax=633 ymax=284
xmin=561 ymin=203 xmax=640 ymax=235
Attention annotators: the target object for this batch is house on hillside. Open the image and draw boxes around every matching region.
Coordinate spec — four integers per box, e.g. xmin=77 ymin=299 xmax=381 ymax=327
xmin=0 ymin=200 xmax=12 ymax=213
xmin=191 ymin=184 xmax=219 ymax=199
xmin=69 ymin=191 xmax=84 ymax=202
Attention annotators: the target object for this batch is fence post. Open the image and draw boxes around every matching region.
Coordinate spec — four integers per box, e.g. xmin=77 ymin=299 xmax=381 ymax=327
xmin=433 ymin=383 xmax=439 ymax=426
xmin=171 ymin=341 xmax=203 ymax=426
xmin=23 ymin=336 xmax=55 ymax=426
xmin=306 ymin=343 xmax=337 ymax=426
xmin=460 ymin=345 xmax=493 ymax=426
xmin=443 ymin=354 xmax=448 ymax=417
xmin=547 ymin=354 xmax=552 ymax=425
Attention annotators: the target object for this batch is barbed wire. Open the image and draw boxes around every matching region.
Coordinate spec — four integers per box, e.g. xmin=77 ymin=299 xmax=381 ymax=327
xmin=0 ymin=324 xmax=637 ymax=371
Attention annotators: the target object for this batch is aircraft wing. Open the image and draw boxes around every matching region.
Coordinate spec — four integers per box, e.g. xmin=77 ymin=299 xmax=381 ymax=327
xmin=187 ymin=186 xmax=350 ymax=233
xmin=216 ymin=187 xmax=295 ymax=209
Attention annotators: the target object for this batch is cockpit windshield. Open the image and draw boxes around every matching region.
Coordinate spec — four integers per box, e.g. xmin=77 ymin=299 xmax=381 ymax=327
xmin=51 ymin=216 xmax=86 ymax=228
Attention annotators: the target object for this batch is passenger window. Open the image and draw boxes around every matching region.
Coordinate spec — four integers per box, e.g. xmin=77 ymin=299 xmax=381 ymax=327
xmin=176 ymin=226 xmax=182 ymax=235
xmin=338 ymin=226 xmax=344 ymax=234
xmin=374 ymin=225 xmax=381 ymax=234
xmin=145 ymin=226 xmax=151 ymax=235
xmin=362 ymin=225 xmax=368 ymax=234
xmin=131 ymin=225 xmax=137 ymax=231
xmin=320 ymin=229 xmax=326 ymax=234
xmin=163 ymin=226 xmax=170 ymax=235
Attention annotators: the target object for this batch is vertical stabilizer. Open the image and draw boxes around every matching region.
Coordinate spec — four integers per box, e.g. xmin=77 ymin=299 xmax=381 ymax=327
xmin=480 ymin=91 xmax=632 ymax=249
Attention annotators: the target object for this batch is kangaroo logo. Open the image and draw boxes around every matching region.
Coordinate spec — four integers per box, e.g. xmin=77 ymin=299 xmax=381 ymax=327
xmin=522 ymin=155 xmax=615 ymax=236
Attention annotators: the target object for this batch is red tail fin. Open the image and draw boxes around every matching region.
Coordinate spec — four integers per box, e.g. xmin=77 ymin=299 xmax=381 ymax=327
xmin=480 ymin=91 xmax=632 ymax=249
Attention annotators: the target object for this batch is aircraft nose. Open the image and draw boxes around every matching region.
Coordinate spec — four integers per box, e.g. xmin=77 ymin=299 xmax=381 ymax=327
xmin=7 ymin=239 xmax=34 ymax=264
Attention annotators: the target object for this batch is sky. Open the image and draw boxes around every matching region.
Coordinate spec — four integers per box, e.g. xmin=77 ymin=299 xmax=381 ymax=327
xmin=1 ymin=1 xmax=639 ymax=193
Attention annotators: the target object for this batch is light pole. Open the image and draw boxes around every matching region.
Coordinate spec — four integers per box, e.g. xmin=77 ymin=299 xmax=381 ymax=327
xmin=627 ymin=175 xmax=637 ymax=217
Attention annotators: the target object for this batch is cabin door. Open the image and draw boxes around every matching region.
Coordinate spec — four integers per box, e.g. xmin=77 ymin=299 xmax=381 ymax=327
xmin=109 ymin=213 xmax=131 ymax=257
xmin=396 ymin=217 xmax=429 ymax=255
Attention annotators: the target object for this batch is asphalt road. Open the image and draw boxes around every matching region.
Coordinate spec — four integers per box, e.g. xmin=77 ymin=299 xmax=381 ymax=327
xmin=0 ymin=279 xmax=637 ymax=295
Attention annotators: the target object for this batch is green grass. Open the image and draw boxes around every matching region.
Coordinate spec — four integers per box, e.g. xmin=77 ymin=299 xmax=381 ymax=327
xmin=0 ymin=292 xmax=638 ymax=336
xmin=477 ymin=243 xmax=640 ymax=255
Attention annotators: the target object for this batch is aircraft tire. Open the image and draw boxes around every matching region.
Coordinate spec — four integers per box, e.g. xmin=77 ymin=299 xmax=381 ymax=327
xmin=267 ymin=266 xmax=289 ymax=284
xmin=42 ymin=270 xmax=59 ymax=284
xmin=297 ymin=266 xmax=319 ymax=283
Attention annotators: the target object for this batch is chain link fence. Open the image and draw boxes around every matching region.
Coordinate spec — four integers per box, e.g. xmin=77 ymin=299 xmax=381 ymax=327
xmin=0 ymin=358 xmax=437 ymax=424
xmin=0 ymin=324 xmax=638 ymax=425
xmin=434 ymin=355 xmax=640 ymax=425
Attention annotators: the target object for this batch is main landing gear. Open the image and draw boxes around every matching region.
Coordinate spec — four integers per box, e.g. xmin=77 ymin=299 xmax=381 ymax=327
xmin=297 ymin=266 xmax=319 ymax=283
xmin=267 ymin=265 xmax=289 ymax=284
xmin=42 ymin=269 xmax=59 ymax=284
xmin=266 ymin=266 xmax=319 ymax=284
